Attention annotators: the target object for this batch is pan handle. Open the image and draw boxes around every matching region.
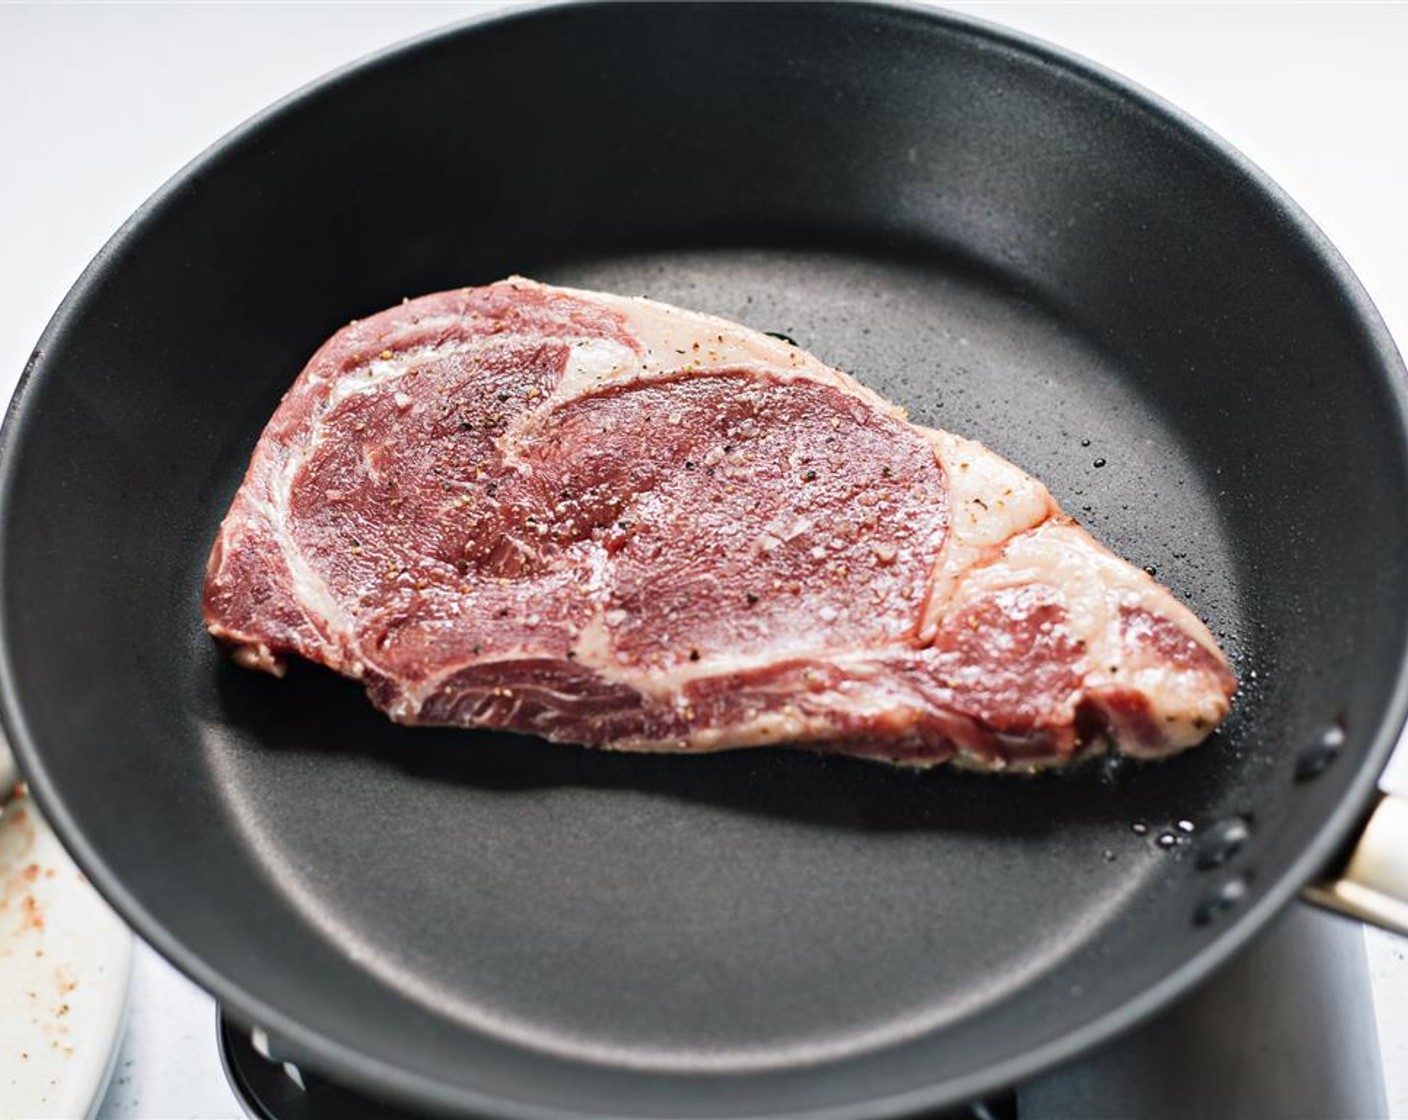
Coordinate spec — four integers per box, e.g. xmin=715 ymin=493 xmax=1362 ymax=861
xmin=1303 ymin=791 xmax=1408 ymax=936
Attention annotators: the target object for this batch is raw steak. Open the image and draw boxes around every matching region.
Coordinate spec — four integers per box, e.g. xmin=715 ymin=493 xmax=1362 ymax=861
xmin=204 ymin=279 xmax=1235 ymax=768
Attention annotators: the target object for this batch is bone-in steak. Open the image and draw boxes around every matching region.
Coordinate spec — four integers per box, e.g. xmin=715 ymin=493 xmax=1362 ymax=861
xmin=204 ymin=279 xmax=1235 ymax=768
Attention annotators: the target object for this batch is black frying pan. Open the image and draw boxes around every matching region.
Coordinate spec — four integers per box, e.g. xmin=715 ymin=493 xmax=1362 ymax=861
xmin=3 ymin=3 xmax=1406 ymax=1117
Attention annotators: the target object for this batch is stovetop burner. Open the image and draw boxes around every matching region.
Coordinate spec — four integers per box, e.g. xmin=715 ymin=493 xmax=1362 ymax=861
xmin=217 ymin=909 xmax=1386 ymax=1120
xmin=218 ymin=1020 xmax=1016 ymax=1120
xmin=220 ymin=1016 xmax=420 ymax=1120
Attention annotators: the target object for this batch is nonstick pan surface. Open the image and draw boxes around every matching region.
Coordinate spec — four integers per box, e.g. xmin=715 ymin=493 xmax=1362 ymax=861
xmin=3 ymin=4 xmax=1407 ymax=1118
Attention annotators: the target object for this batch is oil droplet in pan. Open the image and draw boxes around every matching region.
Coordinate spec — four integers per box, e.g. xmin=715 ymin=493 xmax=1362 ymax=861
xmin=1295 ymin=721 xmax=1346 ymax=782
xmin=1196 ymin=816 xmax=1252 ymax=870
xmin=1194 ymin=875 xmax=1250 ymax=926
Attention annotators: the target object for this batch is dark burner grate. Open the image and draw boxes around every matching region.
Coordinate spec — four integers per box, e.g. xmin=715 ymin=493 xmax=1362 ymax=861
xmin=218 ymin=1015 xmax=1015 ymax=1120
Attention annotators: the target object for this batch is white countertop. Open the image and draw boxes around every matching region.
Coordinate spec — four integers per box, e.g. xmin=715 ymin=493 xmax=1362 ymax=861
xmin=2 ymin=4 xmax=1405 ymax=1117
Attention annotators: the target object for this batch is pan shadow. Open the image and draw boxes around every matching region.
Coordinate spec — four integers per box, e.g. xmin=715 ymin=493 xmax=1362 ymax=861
xmin=213 ymin=655 xmax=1243 ymax=842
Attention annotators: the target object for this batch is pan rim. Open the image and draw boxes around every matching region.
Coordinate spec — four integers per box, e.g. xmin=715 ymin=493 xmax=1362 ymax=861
xmin=2 ymin=2 xmax=1406 ymax=1117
